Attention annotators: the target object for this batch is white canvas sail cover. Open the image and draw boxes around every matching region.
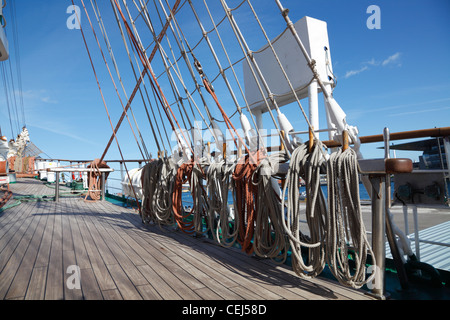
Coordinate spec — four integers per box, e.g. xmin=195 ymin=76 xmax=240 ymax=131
xmin=243 ymin=16 xmax=335 ymax=113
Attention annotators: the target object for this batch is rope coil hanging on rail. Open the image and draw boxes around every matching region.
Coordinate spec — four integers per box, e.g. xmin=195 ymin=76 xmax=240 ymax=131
xmin=326 ymin=147 xmax=376 ymax=289
xmin=86 ymin=158 xmax=110 ymax=202
xmin=206 ymin=160 xmax=239 ymax=248
xmin=252 ymin=151 xmax=290 ymax=263
xmin=172 ymin=160 xmax=208 ymax=235
xmin=282 ymin=143 xmax=327 ymax=278
xmin=232 ymin=150 xmax=261 ymax=255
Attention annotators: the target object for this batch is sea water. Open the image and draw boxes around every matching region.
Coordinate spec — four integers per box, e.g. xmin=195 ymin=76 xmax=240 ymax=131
xmin=181 ymin=182 xmax=385 ymax=204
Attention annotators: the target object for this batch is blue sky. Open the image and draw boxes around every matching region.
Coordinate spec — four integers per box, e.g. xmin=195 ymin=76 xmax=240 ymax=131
xmin=1 ymin=0 xmax=449 ymax=164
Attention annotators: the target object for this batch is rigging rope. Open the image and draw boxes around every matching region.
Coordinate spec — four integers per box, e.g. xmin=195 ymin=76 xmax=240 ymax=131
xmin=76 ymin=0 xmax=379 ymax=290
xmin=71 ymin=0 xmax=141 ymax=213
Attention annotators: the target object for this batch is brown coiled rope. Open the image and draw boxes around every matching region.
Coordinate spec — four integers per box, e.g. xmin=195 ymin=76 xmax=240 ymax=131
xmin=172 ymin=161 xmax=207 ymax=235
xmin=232 ymin=150 xmax=263 ymax=255
xmin=85 ymin=159 xmax=110 ymax=202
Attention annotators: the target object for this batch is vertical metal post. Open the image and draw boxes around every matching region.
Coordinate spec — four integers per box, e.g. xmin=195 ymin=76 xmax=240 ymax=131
xmin=120 ymin=162 xmax=124 ymax=197
xmin=55 ymin=172 xmax=60 ymax=202
xmin=308 ymin=80 xmax=319 ymax=133
xmin=101 ymin=172 xmax=106 ymax=202
xmin=370 ymin=175 xmax=386 ymax=299
xmin=413 ymin=205 xmax=420 ymax=260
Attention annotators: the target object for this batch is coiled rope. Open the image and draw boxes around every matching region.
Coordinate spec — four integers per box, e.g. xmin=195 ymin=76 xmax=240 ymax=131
xmin=172 ymin=160 xmax=208 ymax=235
xmin=282 ymin=143 xmax=327 ymax=279
xmin=0 ymin=188 xmax=12 ymax=210
xmin=152 ymin=158 xmax=177 ymax=226
xmin=232 ymin=151 xmax=261 ymax=255
xmin=141 ymin=160 xmax=161 ymax=224
xmin=253 ymin=151 xmax=290 ymax=263
xmin=86 ymin=159 xmax=110 ymax=202
xmin=326 ymin=148 xmax=376 ymax=289
xmin=206 ymin=160 xmax=239 ymax=248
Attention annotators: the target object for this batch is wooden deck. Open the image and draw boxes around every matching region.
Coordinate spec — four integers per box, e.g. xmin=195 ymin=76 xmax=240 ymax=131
xmin=0 ymin=178 xmax=373 ymax=301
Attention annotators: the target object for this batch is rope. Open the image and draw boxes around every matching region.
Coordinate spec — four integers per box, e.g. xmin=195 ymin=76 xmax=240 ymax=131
xmin=206 ymin=160 xmax=239 ymax=248
xmin=85 ymin=159 xmax=110 ymax=202
xmin=252 ymin=151 xmax=289 ymax=263
xmin=326 ymin=148 xmax=376 ymax=289
xmin=172 ymin=160 xmax=207 ymax=235
xmin=0 ymin=187 xmax=12 ymax=210
xmin=282 ymin=143 xmax=327 ymax=279
xmin=232 ymin=150 xmax=262 ymax=255
xmin=71 ymin=0 xmax=142 ymax=214
xmin=141 ymin=158 xmax=176 ymax=226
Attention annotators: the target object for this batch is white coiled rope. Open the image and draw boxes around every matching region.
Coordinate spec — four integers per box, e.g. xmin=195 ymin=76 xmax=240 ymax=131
xmin=326 ymin=148 xmax=376 ymax=289
xmin=141 ymin=158 xmax=176 ymax=227
xmin=253 ymin=151 xmax=290 ymax=263
xmin=282 ymin=143 xmax=327 ymax=278
xmin=206 ymin=160 xmax=239 ymax=247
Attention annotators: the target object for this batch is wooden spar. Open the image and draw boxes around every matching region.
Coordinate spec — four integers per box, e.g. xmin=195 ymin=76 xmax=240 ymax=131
xmin=323 ymin=126 xmax=450 ymax=149
xmin=342 ymin=130 xmax=349 ymax=151
xmin=308 ymin=126 xmax=314 ymax=152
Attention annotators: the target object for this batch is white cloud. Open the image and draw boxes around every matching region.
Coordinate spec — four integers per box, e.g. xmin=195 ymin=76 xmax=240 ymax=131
xmin=365 ymin=58 xmax=379 ymax=66
xmin=344 ymin=66 xmax=369 ymax=79
xmin=41 ymin=96 xmax=58 ymax=104
xmin=382 ymin=52 xmax=402 ymax=66
xmin=27 ymin=122 xmax=98 ymax=145
xmin=20 ymin=89 xmax=58 ymax=105
xmin=344 ymin=52 xmax=402 ymax=79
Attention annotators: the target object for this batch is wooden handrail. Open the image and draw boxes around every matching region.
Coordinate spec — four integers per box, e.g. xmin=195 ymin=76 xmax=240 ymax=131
xmin=323 ymin=126 xmax=450 ymax=148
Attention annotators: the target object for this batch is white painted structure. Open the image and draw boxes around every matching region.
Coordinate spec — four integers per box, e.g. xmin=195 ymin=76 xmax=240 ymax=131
xmin=121 ymin=167 xmax=143 ymax=200
xmin=243 ymin=16 xmax=335 ymax=133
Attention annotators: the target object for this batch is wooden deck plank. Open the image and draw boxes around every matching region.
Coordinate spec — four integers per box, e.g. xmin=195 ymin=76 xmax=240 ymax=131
xmin=102 ymin=288 xmax=123 ymax=300
xmin=4 ymin=207 xmax=48 ymax=300
xmin=0 ymin=179 xmax=375 ymax=301
xmin=0 ymin=205 xmax=39 ymax=299
xmin=0 ymin=201 xmax=35 ymax=270
xmin=25 ymin=266 xmax=47 ymax=300
xmin=34 ymin=203 xmax=55 ymax=268
xmin=73 ymin=211 xmax=117 ymax=292
xmin=66 ymin=201 xmax=91 ymax=270
xmin=63 ymin=249 xmax=84 ymax=300
xmin=125 ymin=231 xmax=203 ymax=300
xmin=80 ymin=201 xmax=149 ymax=287
xmin=136 ymin=284 xmax=162 ymax=300
xmin=106 ymin=263 xmax=142 ymax=300
xmin=79 ymin=267 xmax=103 ymax=300
xmin=136 ymin=265 xmax=182 ymax=300
xmin=78 ymin=205 xmax=118 ymax=267
xmin=45 ymin=203 xmax=64 ymax=300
